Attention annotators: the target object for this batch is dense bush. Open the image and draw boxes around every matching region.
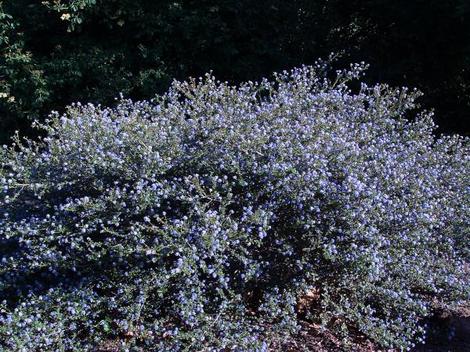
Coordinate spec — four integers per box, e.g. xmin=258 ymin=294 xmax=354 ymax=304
xmin=0 ymin=62 xmax=469 ymax=351
xmin=1 ymin=0 xmax=470 ymax=144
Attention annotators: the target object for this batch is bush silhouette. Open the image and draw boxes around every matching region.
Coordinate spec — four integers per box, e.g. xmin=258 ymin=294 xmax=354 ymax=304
xmin=1 ymin=62 xmax=468 ymax=351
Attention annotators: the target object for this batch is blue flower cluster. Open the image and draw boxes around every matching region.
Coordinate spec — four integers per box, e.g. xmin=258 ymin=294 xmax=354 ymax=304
xmin=0 ymin=61 xmax=468 ymax=351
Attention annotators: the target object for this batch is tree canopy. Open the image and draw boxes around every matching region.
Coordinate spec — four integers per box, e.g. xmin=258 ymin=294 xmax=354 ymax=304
xmin=1 ymin=0 xmax=469 ymax=143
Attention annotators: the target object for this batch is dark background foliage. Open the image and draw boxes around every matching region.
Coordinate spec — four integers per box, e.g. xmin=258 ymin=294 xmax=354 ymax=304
xmin=1 ymin=0 xmax=469 ymax=143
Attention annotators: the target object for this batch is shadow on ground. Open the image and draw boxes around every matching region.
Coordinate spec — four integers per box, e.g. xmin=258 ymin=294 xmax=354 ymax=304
xmin=413 ymin=309 xmax=470 ymax=352
xmin=279 ymin=305 xmax=470 ymax=351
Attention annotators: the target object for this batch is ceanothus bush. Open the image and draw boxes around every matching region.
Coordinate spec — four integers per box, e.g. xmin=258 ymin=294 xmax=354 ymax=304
xmin=0 ymin=60 xmax=469 ymax=351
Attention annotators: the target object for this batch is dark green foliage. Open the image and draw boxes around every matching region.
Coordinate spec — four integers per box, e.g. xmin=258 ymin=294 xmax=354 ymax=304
xmin=337 ymin=0 xmax=470 ymax=135
xmin=1 ymin=0 xmax=469 ymax=144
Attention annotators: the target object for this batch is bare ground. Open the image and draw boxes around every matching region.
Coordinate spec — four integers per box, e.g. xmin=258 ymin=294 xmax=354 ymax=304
xmin=278 ymin=305 xmax=470 ymax=352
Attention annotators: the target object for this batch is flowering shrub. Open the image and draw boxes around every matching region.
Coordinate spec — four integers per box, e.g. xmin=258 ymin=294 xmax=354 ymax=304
xmin=0 ymin=61 xmax=469 ymax=351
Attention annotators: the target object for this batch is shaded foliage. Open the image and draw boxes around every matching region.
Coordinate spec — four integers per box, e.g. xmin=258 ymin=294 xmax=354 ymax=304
xmin=1 ymin=0 xmax=469 ymax=144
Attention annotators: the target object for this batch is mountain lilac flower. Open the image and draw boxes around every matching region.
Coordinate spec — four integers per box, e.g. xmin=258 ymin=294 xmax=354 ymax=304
xmin=0 ymin=60 xmax=468 ymax=351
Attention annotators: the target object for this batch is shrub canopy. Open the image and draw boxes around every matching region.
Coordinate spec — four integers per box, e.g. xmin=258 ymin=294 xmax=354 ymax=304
xmin=0 ymin=62 xmax=469 ymax=351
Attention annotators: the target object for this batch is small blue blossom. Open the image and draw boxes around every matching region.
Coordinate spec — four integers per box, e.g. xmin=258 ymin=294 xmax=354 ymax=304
xmin=0 ymin=60 xmax=468 ymax=351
